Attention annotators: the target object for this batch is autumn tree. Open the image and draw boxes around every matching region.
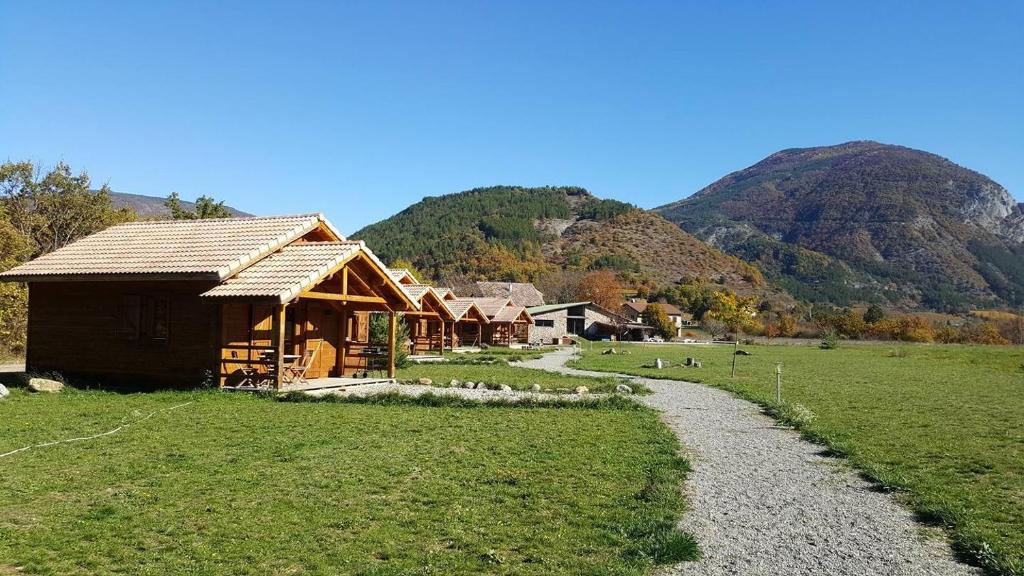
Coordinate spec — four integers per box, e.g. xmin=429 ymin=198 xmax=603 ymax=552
xmin=578 ymin=270 xmax=624 ymax=310
xmin=0 ymin=161 xmax=136 ymax=353
xmin=701 ymin=317 xmax=728 ymax=340
xmin=705 ymin=290 xmax=759 ymax=332
xmin=863 ymin=304 xmax=885 ymax=324
xmin=642 ymin=303 xmax=676 ymax=340
xmin=2 ymin=161 xmax=135 ymax=257
xmin=778 ymin=314 xmax=797 ymax=337
xmin=165 ymin=192 xmax=232 ymax=220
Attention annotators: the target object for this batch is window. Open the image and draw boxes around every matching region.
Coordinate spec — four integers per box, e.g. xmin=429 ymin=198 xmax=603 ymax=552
xmin=116 ymin=295 xmax=169 ymax=342
xmin=535 ymin=319 xmax=554 ymax=327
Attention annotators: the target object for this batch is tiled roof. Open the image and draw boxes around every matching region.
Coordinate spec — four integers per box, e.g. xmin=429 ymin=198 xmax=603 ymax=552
xmin=402 ymin=284 xmax=432 ymax=302
xmin=202 ymin=242 xmax=362 ymax=301
xmin=445 ymin=299 xmax=489 ymax=323
xmin=0 ymin=214 xmax=338 ymax=281
xmin=456 ymin=297 xmax=512 ymax=318
xmin=492 ymin=305 xmax=532 ymax=324
xmin=474 ymin=281 xmax=545 ymax=307
xmin=434 ymin=287 xmax=454 ymax=300
xmin=387 ymin=268 xmax=419 ymax=284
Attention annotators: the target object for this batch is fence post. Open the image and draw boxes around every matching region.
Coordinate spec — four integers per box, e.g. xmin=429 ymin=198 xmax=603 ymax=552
xmin=731 ymin=340 xmax=738 ymax=377
xmin=775 ymin=363 xmax=782 ymax=404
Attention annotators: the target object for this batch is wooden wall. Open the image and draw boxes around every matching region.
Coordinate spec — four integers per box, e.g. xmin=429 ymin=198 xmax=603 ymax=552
xmin=27 ymin=281 xmax=221 ymax=388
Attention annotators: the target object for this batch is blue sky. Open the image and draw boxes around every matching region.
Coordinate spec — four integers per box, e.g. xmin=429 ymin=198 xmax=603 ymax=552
xmin=2 ymin=1 xmax=1021 ymax=234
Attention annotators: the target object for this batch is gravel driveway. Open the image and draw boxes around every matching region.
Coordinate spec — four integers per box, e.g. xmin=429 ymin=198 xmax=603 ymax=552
xmin=517 ymin=348 xmax=978 ymax=576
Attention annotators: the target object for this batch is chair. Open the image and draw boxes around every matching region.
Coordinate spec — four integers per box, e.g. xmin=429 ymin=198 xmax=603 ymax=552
xmin=283 ymin=341 xmax=322 ymax=385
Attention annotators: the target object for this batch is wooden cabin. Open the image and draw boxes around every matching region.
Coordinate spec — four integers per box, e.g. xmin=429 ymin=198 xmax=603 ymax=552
xmin=453 ymin=297 xmax=533 ymax=346
xmin=400 ymin=284 xmax=456 ymax=355
xmin=442 ymin=298 xmax=490 ymax=348
xmin=0 ymin=214 xmax=418 ymax=389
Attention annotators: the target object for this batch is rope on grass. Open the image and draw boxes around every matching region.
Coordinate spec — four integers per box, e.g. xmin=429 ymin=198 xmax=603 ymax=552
xmin=0 ymin=401 xmax=193 ymax=460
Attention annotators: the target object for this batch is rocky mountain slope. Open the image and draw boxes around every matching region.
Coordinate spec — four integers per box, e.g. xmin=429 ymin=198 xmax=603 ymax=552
xmin=656 ymin=141 xmax=1024 ymax=310
xmin=351 ymin=185 xmax=773 ymax=297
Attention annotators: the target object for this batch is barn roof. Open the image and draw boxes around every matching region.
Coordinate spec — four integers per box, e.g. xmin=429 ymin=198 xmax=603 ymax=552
xmin=0 ymin=214 xmax=341 ymax=282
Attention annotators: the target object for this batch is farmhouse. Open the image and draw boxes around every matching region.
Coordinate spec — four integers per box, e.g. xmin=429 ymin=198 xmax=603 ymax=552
xmin=527 ymin=301 xmax=653 ymax=343
xmin=0 ymin=214 xmax=418 ymax=389
xmin=620 ymin=300 xmax=694 ymax=339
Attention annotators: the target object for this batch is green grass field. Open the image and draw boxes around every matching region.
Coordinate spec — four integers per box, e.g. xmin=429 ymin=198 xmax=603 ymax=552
xmin=396 ymin=360 xmax=646 ymax=394
xmin=0 ymin=385 xmax=694 ymax=575
xmin=574 ymin=341 xmax=1024 ymax=575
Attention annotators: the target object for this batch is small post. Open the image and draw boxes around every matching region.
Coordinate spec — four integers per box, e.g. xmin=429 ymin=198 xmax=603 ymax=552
xmin=775 ymin=363 xmax=782 ymax=404
xmin=387 ymin=311 xmax=397 ymax=379
xmin=731 ymin=340 xmax=738 ymax=377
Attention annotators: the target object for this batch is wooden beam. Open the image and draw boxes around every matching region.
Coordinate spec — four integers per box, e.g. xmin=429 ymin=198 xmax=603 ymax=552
xmin=299 ymin=291 xmax=386 ymax=304
xmin=273 ymin=303 xmax=287 ymax=390
xmin=387 ymin=311 xmax=397 ymax=379
xmin=342 ymin=267 xmax=349 ymax=296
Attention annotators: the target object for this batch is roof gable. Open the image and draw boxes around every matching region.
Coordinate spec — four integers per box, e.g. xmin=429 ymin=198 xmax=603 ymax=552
xmin=0 ymin=214 xmax=341 ymax=282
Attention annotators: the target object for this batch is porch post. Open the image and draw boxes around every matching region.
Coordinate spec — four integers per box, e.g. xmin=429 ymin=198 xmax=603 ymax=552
xmin=273 ymin=303 xmax=287 ymax=390
xmin=439 ymin=320 xmax=446 ymax=357
xmin=387 ymin=311 xmax=397 ymax=379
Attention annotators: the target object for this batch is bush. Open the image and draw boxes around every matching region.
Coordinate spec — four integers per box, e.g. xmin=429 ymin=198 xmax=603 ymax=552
xmin=820 ymin=329 xmax=840 ymax=350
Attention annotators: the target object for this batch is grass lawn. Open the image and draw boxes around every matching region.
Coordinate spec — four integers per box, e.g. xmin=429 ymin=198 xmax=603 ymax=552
xmin=0 ymin=385 xmax=693 ymax=575
xmin=396 ymin=360 xmax=646 ymax=394
xmin=574 ymin=340 xmax=1024 ymax=575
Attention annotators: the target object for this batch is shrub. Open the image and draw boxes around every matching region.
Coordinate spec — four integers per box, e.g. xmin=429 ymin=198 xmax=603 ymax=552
xmin=820 ymin=329 xmax=840 ymax=350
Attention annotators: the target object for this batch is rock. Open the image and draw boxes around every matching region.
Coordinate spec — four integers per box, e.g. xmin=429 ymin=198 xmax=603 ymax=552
xmin=449 ymin=379 xmax=461 ymax=388
xmin=735 ymin=349 xmax=751 ymax=356
xmin=0 ymin=383 xmax=9 ymax=399
xmin=530 ymin=383 xmax=542 ymax=392
xmin=418 ymin=377 xmax=433 ymax=386
xmin=655 ymin=358 xmax=664 ymax=369
xmin=574 ymin=386 xmax=589 ymax=395
xmin=693 ymin=361 xmax=702 ymax=368
xmin=476 ymin=382 xmax=488 ymax=390
xmin=464 ymin=381 xmax=476 ymax=389
xmin=500 ymin=384 xmax=513 ymax=392
xmin=602 ymin=348 xmax=617 ymax=355
xmin=685 ymin=357 xmax=695 ymax=366
xmin=615 ymin=384 xmax=633 ymax=394
xmin=28 ymin=378 xmax=63 ymax=393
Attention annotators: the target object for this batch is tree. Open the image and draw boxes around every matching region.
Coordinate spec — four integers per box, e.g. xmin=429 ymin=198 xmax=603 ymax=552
xmin=778 ymin=314 xmax=797 ymax=337
xmin=2 ymin=161 xmax=136 ymax=256
xmin=701 ymin=317 xmax=728 ymax=340
xmin=578 ymin=270 xmax=624 ymax=310
xmin=863 ymin=304 xmax=885 ymax=324
xmin=165 ymin=192 xmax=232 ymax=220
xmin=642 ymin=303 xmax=676 ymax=340
xmin=535 ymin=268 xmax=585 ymax=305
xmin=1 ymin=160 xmax=136 ymax=352
xmin=705 ymin=290 xmax=759 ymax=332
xmin=369 ymin=312 xmax=411 ymax=368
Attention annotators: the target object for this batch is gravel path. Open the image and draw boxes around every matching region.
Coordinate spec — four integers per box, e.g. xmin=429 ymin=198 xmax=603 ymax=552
xmin=517 ymin=348 xmax=979 ymax=576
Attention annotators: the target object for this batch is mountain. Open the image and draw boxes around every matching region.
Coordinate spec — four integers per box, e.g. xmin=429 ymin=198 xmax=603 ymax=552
xmin=351 ymin=185 xmax=773 ymax=298
xmin=656 ymin=141 xmax=1024 ymax=311
xmin=106 ymin=191 xmax=251 ymax=218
